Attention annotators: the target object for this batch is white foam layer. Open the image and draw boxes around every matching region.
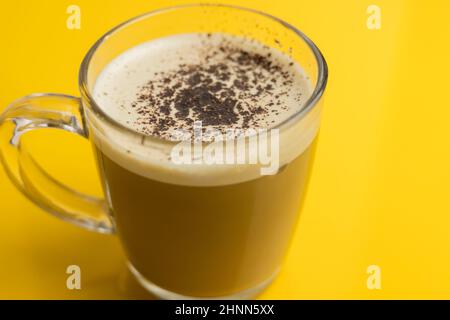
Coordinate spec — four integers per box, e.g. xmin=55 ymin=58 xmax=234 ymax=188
xmin=88 ymin=33 xmax=321 ymax=186
xmin=93 ymin=33 xmax=311 ymax=137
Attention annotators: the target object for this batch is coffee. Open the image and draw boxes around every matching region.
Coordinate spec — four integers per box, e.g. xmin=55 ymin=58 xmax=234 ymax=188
xmin=91 ymin=33 xmax=318 ymax=297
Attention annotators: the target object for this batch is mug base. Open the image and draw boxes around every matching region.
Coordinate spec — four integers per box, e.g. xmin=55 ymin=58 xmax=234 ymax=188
xmin=127 ymin=262 xmax=278 ymax=300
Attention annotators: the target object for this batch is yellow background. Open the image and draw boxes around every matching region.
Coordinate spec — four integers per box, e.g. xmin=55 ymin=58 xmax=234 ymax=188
xmin=0 ymin=0 xmax=449 ymax=299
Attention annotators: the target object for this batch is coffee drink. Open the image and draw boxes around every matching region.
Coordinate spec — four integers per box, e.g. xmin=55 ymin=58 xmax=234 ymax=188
xmin=91 ymin=33 xmax=318 ymax=297
xmin=0 ymin=3 xmax=327 ymax=300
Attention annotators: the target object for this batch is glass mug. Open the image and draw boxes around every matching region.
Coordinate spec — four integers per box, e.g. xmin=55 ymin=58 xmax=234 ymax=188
xmin=0 ymin=4 xmax=327 ymax=299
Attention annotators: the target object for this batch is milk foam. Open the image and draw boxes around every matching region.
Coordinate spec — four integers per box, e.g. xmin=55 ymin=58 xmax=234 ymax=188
xmin=94 ymin=33 xmax=311 ymax=138
xmin=89 ymin=33 xmax=321 ymax=186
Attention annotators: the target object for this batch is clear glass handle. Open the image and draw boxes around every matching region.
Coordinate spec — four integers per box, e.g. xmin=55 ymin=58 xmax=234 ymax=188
xmin=0 ymin=93 xmax=114 ymax=234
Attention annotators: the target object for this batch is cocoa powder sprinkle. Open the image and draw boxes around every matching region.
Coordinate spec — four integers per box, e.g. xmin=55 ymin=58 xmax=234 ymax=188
xmin=129 ymin=34 xmax=298 ymax=140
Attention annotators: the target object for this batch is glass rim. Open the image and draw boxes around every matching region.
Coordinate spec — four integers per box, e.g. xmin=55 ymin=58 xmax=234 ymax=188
xmin=78 ymin=3 xmax=328 ymax=144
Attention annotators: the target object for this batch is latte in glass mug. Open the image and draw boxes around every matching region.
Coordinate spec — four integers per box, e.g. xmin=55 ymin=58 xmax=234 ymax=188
xmin=0 ymin=5 xmax=327 ymax=299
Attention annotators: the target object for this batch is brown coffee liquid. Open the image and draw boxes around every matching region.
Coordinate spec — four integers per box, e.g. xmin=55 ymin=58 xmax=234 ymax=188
xmin=93 ymin=139 xmax=316 ymax=297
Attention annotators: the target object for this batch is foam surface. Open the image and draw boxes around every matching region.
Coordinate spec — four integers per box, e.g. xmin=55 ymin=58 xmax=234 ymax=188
xmin=89 ymin=33 xmax=320 ymax=186
xmin=94 ymin=33 xmax=311 ymax=140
